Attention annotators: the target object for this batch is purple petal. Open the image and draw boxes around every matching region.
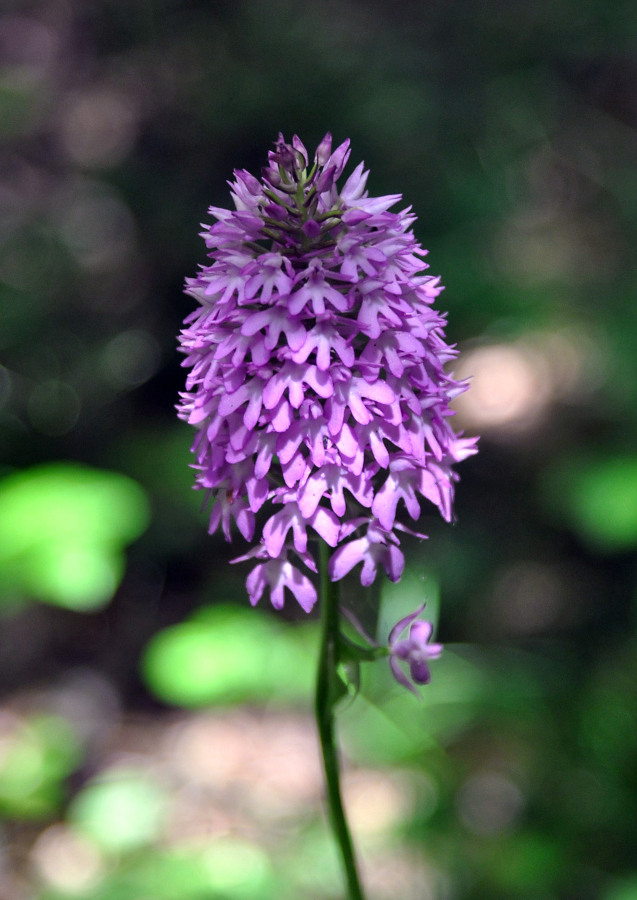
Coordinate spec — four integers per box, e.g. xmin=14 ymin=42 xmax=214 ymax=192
xmin=262 ymin=374 xmax=286 ymax=410
xmin=314 ymin=133 xmax=332 ymax=167
xmin=334 ymin=423 xmax=358 ymax=458
xmin=369 ymin=430 xmax=390 ymax=467
xmin=384 ymin=544 xmax=405 ymax=582
xmin=246 ymin=564 xmax=267 ymax=606
xmin=390 ymin=656 xmax=419 ymax=695
xmin=270 ymin=399 xmax=293 ymax=432
xmin=310 ymin=506 xmax=340 ymax=547
xmin=292 ymin=135 xmax=308 ymax=166
xmin=409 ymin=659 xmax=432 ymax=685
xmin=328 ymin=538 xmax=367 ymax=581
xmin=341 ymin=161 xmax=368 ymax=202
xmin=304 ymin=365 xmax=333 ymax=399
xmin=235 ymin=506 xmax=255 ymax=541
xmin=282 ymin=452 xmax=307 ymax=487
xmin=341 ymin=208 xmax=370 ymax=226
xmin=388 ymin=604 xmax=426 ymax=646
xmin=246 ymin=477 xmax=268 ymax=513
xmin=262 ymin=509 xmax=293 ymax=558
xmin=410 ymin=620 xmax=434 ymax=644
xmin=371 ymin=479 xmax=400 ymax=531
xmin=360 ymin=552 xmax=379 ymax=586
xmin=302 ymin=219 xmax=321 ymax=240
xmin=282 ymin=561 xmax=317 ymax=612
xmin=298 ymin=472 xmax=326 ymax=518
xmin=325 ymin=138 xmax=351 ymax=179
xmin=276 ymin=426 xmax=303 ymax=464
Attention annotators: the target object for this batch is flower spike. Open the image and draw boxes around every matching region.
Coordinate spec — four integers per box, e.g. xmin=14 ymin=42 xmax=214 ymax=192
xmin=178 ymin=134 xmax=477 ymax=611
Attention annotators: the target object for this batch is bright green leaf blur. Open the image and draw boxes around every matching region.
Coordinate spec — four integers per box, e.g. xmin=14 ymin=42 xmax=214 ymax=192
xmin=68 ymin=770 xmax=168 ymax=854
xmin=378 ymin=568 xmax=440 ymax=641
xmin=0 ymin=463 xmax=149 ymax=610
xmin=33 ymin=838 xmax=277 ymax=900
xmin=199 ymin=838 xmax=273 ymax=898
xmin=142 ymin=604 xmax=318 ymax=707
xmin=604 ymin=879 xmax=637 ymax=900
xmin=542 ymin=455 xmax=637 ymax=552
xmin=0 ymin=714 xmax=82 ymax=819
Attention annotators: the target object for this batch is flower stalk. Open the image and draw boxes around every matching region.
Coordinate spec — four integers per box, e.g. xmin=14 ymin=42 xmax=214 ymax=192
xmin=315 ymin=541 xmax=365 ymax=900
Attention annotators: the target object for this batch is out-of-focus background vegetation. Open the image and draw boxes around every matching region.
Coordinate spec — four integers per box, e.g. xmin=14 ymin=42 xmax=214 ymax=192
xmin=1 ymin=1 xmax=636 ymax=898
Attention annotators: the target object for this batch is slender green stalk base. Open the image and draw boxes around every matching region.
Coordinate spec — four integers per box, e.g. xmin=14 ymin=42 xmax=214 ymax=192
xmin=315 ymin=542 xmax=365 ymax=900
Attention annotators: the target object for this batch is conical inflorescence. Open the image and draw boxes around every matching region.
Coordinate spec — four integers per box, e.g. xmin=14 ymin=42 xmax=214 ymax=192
xmin=178 ymin=133 xmax=477 ymax=612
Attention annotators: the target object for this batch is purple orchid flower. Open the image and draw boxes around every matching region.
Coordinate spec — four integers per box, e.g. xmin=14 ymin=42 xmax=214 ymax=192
xmin=388 ymin=604 xmax=443 ymax=694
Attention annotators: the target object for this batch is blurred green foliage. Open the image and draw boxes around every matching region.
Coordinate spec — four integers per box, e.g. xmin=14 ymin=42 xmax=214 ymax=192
xmin=68 ymin=769 xmax=169 ymax=854
xmin=542 ymin=454 xmax=637 ymax=552
xmin=142 ymin=603 xmax=318 ymax=707
xmin=0 ymin=464 xmax=149 ymax=610
xmin=1 ymin=0 xmax=637 ymax=898
xmin=0 ymin=713 xmax=82 ymax=819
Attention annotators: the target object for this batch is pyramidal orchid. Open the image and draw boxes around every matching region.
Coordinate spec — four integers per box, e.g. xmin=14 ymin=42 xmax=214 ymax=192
xmin=178 ymin=133 xmax=477 ymax=900
xmin=178 ymin=133 xmax=477 ymax=613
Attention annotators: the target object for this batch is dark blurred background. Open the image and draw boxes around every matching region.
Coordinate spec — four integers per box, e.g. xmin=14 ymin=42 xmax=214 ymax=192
xmin=1 ymin=1 xmax=637 ymax=898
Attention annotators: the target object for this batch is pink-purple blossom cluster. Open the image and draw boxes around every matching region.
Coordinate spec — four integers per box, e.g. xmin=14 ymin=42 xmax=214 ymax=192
xmin=178 ymin=133 xmax=477 ymax=612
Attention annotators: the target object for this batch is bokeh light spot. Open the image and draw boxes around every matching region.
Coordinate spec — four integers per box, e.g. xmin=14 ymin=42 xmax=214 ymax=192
xmin=68 ymin=769 xmax=168 ymax=853
xmin=457 ymin=771 xmax=524 ymax=836
xmin=31 ymin=824 xmax=104 ymax=893
xmin=54 ymin=179 xmax=136 ymax=271
xmin=27 ymin=379 xmax=80 ymax=436
xmin=59 ymin=88 xmax=138 ymax=168
xmin=102 ymin=329 xmax=161 ymax=389
xmin=454 ymin=343 xmax=550 ymax=431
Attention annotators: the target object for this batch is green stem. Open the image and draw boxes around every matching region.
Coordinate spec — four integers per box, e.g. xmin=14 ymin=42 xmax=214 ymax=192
xmin=315 ymin=542 xmax=366 ymax=900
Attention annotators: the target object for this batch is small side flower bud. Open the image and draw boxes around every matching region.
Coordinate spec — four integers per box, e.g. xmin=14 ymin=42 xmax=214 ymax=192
xmin=388 ymin=605 xmax=443 ymax=693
